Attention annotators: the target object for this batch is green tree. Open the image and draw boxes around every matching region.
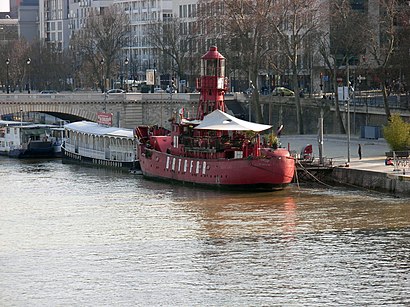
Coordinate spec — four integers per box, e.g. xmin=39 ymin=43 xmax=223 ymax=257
xmin=383 ymin=113 xmax=410 ymax=151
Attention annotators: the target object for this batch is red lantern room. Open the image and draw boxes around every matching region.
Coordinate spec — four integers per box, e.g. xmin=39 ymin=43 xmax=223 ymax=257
xmin=196 ymin=46 xmax=227 ymax=120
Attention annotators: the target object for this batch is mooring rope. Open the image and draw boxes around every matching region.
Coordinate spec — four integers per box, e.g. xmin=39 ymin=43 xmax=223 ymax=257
xmin=296 ymin=160 xmax=333 ymax=188
xmin=294 ymin=161 xmax=300 ymax=189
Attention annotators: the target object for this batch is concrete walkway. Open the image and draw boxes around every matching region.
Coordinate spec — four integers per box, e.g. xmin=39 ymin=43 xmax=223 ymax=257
xmin=281 ymin=134 xmax=410 ymax=196
xmin=280 ymin=134 xmax=390 ymax=163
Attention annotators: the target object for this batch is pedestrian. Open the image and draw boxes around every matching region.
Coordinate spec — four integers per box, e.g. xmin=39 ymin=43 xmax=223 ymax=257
xmin=358 ymin=144 xmax=362 ymax=160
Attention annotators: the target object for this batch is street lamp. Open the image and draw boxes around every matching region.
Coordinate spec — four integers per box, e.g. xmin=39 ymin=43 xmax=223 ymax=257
xmin=124 ymin=57 xmax=129 ymax=92
xmin=346 ymin=63 xmax=351 ymax=164
xmin=318 ymin=99 xmax=326 ymax=165
xmin=26 ymin=58 xmax=31 ymax=94
xmin=100 ymin=58 xmax=105 ymax=93
xmin=5 ymin=58 xmax=10 ymax=94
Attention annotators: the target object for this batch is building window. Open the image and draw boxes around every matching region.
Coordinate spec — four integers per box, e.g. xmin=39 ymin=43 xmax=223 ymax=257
xmin=350 ymin=0 xmax=366 ymax=11
xmin=183 ymin=5 xmax=187 ymax=18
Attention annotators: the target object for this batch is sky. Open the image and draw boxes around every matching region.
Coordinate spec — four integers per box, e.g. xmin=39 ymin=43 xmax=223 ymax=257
xmin=0 ymin=1 xmax=10 ymax=12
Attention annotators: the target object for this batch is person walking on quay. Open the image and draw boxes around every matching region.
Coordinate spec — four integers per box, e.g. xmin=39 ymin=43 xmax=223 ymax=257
xmin=358 ymin=144 xmax=362 ymax=160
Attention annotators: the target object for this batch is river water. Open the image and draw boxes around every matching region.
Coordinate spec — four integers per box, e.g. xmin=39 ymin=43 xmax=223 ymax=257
xmin=0 ymin=157 xmax=409 ymax=306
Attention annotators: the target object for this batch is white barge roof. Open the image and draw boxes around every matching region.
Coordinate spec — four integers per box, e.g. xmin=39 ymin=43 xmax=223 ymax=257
xmin=0 ymin=120 xmax=30 ymax=126
xmin=65 ymin=121 xmax=134 ymax=138
xmin=0 ymin=120 xmax=60 ymax=129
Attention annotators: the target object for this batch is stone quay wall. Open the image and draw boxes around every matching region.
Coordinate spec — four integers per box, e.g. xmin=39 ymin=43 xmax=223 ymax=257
xmin=332 ymin=167 xmax=410 ymax=197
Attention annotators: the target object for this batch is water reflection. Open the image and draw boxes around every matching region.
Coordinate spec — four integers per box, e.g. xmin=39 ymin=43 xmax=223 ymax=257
xmin=0 ymin=157 xmax=409 ymax=306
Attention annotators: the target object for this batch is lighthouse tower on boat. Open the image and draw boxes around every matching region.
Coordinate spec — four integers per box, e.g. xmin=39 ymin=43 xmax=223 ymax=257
xmin=196 ymin=46 xmax=227 ymax=119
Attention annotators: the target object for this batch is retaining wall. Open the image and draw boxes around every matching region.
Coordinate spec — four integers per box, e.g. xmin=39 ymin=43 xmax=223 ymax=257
xmin=332 ymin=167 xmax=410 ymax=197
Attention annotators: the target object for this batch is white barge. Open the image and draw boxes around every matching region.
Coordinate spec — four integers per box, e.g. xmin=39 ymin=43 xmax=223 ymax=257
xmin=61 ymin=120 xmax=138 ymax=170
xmin=0 ymin=120 xmax=62 ymax=158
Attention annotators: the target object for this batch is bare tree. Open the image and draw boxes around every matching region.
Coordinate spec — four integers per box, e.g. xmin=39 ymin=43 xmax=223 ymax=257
xmin=70 ymin=5 xmax=130 ymax=92
xmin=388 ymin=1 xmax=410 ymax=97
xmin=318 ymin=0 xmax=369 ymax=134
xmin=366 ymin=0 xmax=403 ymax=119
xmin=147 ymin=17 xmax=199 ymax=88
xmin=201 ymin=0 xmax=275 ymax=123
xmin=268 ymin=0 xmax=324 ymax=134
xmin=1 ymin=38 xmax=76 ymax=92
xmin=1 ymin=39 xmax=30 ymax=92
xmin=28 ymin=41 xmax=72 ymax=91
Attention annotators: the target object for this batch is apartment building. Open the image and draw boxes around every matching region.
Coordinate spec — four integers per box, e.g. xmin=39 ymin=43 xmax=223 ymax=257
xmin=36 ymin=0 xmax=69 ymax=51
xmin=18 ymin=0 xmax=38 ymax=42
xmin=114 ymin=0 xmax=173 ymax=81
xmin=67 ymin=0 xmax=111 ymax=39
xmin=0 ymin=1 xmax=18 ymax=45
xmin=0 ymin=18 xmax=19 ymax=45
xmin=1 ymin=0 xmax=19 ymax=18
xmin=9 ymin=0 xmax=402 ymax=92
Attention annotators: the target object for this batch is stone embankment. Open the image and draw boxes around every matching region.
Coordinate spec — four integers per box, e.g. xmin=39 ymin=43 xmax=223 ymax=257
xmin=332 ymin=160 xmax=410 ymax=197
xmin=281 ymin=134 xmax=410 ymax=197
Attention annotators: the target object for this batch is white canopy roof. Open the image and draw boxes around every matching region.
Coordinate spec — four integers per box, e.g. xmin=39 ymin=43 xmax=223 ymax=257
xmin=194 ymin=109 xmax=272 ymax=132
xmin=65 ymin=121 xmax=134 ymax=138
xmin=0 ymin=120 xmax=60 ymax=129
xmin=0 ymin=120 xmax=30 ymax=126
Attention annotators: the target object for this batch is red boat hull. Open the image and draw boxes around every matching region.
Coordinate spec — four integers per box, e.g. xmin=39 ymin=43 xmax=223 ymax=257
xmin=138 ymin=146 xmax=295 ymax=191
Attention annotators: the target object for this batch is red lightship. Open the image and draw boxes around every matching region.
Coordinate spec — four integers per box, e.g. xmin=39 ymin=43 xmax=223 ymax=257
xmin=135 ymin=47 xmax=295 ymax=191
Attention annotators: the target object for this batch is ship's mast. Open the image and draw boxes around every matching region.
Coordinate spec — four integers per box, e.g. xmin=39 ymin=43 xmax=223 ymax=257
xmin=196 ymin=46 xmax=227 ymax=120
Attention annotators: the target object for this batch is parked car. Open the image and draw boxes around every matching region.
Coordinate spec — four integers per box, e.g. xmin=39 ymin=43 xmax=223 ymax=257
xmin=272 ymin=87 xmax=294 ymax=96
xmin=40 ymin=90 xmax=58 ymax=94
xmin=106 ymin=89 xmax=125 ymax=94
xmin=154 ymin=87 xmax=165 ymax=93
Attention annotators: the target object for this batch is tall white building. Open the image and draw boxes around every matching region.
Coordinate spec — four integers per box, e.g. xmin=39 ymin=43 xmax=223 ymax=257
xmin=38 ymin=0 xmax=70 ymax=51
xmin=114 ymin=0 xmax=173 ymax=81
xmin=32 ymin=0 xmax=387 ymax=92
xmin=67 ymin=0 xmax=111 ymax=40
xmin=36 ymin=0 xmax=187 ymax=81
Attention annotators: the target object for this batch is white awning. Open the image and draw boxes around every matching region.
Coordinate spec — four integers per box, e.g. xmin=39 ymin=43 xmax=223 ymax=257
xmin=64 ymin=121 xmax=134 ymax=138
xmin=194 ymin=109 xmax=272 ymax=132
